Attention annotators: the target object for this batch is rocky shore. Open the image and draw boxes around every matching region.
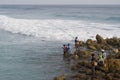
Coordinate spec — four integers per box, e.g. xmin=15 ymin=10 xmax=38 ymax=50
xmin=54 ymin=34 xmax=120 ymax=80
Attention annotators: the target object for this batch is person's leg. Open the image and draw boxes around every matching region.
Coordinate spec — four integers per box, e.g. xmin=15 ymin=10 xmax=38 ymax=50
xmin=92 ymin=66 xmax=95 ymax=77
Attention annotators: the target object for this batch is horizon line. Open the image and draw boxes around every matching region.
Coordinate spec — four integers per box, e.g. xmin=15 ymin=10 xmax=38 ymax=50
xmin=0 ymin=4 xmax=120 ymax=5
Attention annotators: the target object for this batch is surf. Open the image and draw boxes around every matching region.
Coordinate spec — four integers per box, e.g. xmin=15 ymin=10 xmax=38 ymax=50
xmin=0 ymin=15 xmax=119 ymax=41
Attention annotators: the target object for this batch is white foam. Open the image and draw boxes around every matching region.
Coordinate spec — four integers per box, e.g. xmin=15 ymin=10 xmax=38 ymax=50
xmin=0 ymin=15 xmax=119 ymax=41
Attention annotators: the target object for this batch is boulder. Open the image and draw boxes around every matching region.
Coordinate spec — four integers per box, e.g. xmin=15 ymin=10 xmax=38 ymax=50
xmin=106 ymin=37 xmax=120 ymax=47
xmin=113 ymin=48 xmax=119 ymax=54
xmin=54 ymin=74 xmax=66 ymax=80
xmin=75 ymin=49 xmax=92 ymax=58
xmin=73 ymin=54 xmax=79 ymax=60
xmin=71 ymin=73 xmax=86 ymax=80
xmin=96 ymin=34 xmax=106 ymax=44
xmin=78 ymin=41 xmax=84 ymax=46
xmin=88 ymin=45 xmax=97 ymax=50
xmin=71 ymin=64 xmax=80 ymax=71
xmin=106 ymin=59 xmax=120 ymax=72
xmin=115 ymin=52 xmax=120 ymax=59
xmin=86 ymin=39 xmax=96 ymax=45
xmin=104 ymin=74 xmax=113 ymax=80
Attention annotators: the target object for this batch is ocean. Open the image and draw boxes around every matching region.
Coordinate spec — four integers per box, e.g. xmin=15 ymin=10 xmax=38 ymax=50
xmin=0 ymin=5 xmax=120 ymax=80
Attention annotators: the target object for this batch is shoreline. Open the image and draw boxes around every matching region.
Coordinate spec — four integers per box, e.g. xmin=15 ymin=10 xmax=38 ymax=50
xmin=54 ymin=34 xmax=120 ymax=80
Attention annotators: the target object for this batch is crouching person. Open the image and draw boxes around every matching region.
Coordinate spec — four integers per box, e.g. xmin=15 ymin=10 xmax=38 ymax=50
xmin=91 ymin=58 xmax=98 ymax=77
xmin=98 ymin=53 xmax=104 ymax=66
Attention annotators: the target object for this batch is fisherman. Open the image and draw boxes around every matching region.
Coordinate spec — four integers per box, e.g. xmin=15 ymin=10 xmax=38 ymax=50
xmin=98 ymin=53 xmax=104 ymax=65
xmin=101 ymin=49 xmax=107 ymax=61
xmin=91 ymin=53 xmax=96 ymax=61
xmin=91 ymin=58 xmax=97 ymax=77
xmin=75 ymin=37 xmax=79 ymax=48
xmin=62 ymin=44 xmax=67 ymax=54
xmin=90 ymin=53 xmax=97 ymax=77
xmin=67 ymin=43 xmax=71 ymax=54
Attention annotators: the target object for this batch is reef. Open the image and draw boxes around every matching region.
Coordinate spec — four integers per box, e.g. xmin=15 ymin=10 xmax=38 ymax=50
xmin=54 ymin=34 xmax=120 ymax=80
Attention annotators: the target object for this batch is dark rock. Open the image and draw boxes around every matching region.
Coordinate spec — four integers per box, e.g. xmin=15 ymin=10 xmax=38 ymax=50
xmin=78 ymin=41 xmax=85 ymax=46
xmin=106 ymin=59 xmax=120 ymax=72
xmin=115 ymin=51 xmax=120 ymax=59
xmin=71 ymin=64 xmax=80 ymax=71
xmin=86 ymin=39 xmax=96 ymax=45
xmin=54 ymin=74 xmax=66 ymax=80
xmin=74 ymin=49 xmax=92 ymax=58
xmin=96 ymin=34 xmax=106 ymax=44
xmin=71 ymin=73 xmax=86 ymax=80
xmin=113 ymin=73 xmax=120 ymax=78
xmin=106 ymin=37 xmax=120 ymax=47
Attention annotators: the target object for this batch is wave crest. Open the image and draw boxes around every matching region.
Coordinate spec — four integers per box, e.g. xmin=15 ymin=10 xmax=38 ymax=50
xmin=0 ymin=15 xmax=119 ymax=41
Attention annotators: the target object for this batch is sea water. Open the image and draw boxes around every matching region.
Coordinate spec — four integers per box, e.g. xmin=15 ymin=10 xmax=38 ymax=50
xmin=0 ymin=5 xmax=120 ymax=80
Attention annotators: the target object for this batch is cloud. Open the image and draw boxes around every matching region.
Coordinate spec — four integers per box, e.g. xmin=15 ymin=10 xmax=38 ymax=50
xmin=0 ymin=0 xmax=120 ymax=4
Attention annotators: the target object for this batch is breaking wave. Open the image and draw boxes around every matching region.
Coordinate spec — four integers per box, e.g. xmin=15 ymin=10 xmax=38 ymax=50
xmin=0 ymin=15 xmax=119 ymax=41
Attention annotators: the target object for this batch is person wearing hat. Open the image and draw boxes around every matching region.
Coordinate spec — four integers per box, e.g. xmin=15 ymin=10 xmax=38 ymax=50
xmin=98 ymin=49 xmax=106 ymax=65
xmin=101 ymin=49 xmax=107 ymax=61
xmin=98 ymin=53 xmax=104 ymax=64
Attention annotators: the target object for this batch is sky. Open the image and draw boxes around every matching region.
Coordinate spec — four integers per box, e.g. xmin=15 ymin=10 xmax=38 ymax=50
xmin=0 ymin=0 xmax=120 ymax=5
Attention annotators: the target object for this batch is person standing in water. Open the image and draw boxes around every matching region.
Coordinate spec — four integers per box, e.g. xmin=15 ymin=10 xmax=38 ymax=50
xmin=67 ymin=43 xmax=71 ymax=54
xmin=75 ymin=37 xmax=79 ymax=48
xmin=62 ymin=44 xmax=67 ymax=54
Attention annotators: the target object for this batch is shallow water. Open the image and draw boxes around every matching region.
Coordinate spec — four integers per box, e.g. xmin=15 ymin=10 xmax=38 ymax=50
xmin=0 ymin=30 xmax=72 ymax=80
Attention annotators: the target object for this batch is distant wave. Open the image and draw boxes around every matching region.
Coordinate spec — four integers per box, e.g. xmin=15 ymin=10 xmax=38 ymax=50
xmin=0 ymin=15 xmax=119 ymax=41
xmin=106 ymin=16 xmax=120 ymax=21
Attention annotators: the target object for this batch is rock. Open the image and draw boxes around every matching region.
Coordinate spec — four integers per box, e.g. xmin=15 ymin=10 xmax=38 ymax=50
xmin=75 ymin=49 xmax=92 ymax=58
xmin=103 ymin=44 xmax=113 ymax=50
xmin=96 ymin=71 xmax=105 ymax=77
xmin=86 ymin=39 xmax=93 ymax=45
xmin=78 ymin=41 xmax=84 ymax=46
xmin=86 ymin=68 xmax=91 ymax=75
xmin=104 ymin=74 xmax=113 ymax=80
xmin=112 ymin=78 xmax=119 ymax=80
xmin=54 ymin=74 xmax=66 ymax=80
xmin=55 ymin=35 xmax=120 ymax=80
xmin=94 ymin=44 xmax=102 ymax=50
xmin=107 ymin=54 xmax=116 ymax=59
xmin=71 ymin=64 xmax=80 ymax=71
xmin=71 ymin=73 xmax=86 ymax=80
xmin=114 ymin=73 xmax=120 ymax=78
xmin=77 ymin=60 xmax=89 ymax=67
xmin=88 ymin=45 xmax=97 ymax=50
xmin=73 ymin=54 xmax=79 ymax=60
xmin=96 ymin=34 xmax=106 ymax=44
xmin=106 ymin=59 xmax=120 ymax=72
xmin=86 ymin=39 xmax=97 ymax=45
xmin=106 ymin=37 xmax=120 ymax=47
xmin=113 ymin=48 xmax=119 ymax=54
xmin=115 ymin=52 xmax=120 ymax=59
